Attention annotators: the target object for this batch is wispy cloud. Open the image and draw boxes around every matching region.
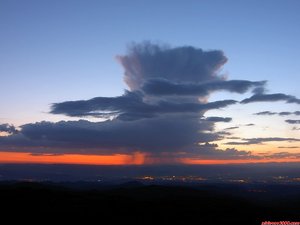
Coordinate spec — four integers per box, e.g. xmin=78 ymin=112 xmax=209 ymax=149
xmin=241 ymin=93 xmax=300 ymax=104
xmin=254 ymin=111 xmax=300 ymax=116
xmin=204 ymin=117 xmax=232 ymax=123
xmin=224 ymin=126 xmax=239 ymax=130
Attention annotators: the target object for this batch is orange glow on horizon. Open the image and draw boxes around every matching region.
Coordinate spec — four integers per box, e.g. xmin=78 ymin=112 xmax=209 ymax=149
xmin=0 ymin=152 xmax=145 ymax=165
xmin=0 ymin=152 xmax=300 ymax=165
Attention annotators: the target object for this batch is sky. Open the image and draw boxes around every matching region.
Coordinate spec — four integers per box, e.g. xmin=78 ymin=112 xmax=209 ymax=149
xmin=0 ymin=0 xmax=299 ymax=165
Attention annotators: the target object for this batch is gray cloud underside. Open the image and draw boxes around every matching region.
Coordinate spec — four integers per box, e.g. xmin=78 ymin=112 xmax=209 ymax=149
xmin=0 ymin=117 xmax=219 ymax=153
xmin=241 ymin=93 xmax=300 ymax=104
xmin=225 ymin=137 xmax=300 ymax=145
xmin=286 ymin=120 xmax=300 ymax=124
xmin=0 ymin=119 xmax=257 ymax=159
xmin=142 ymin=79 xmax=266 ymax=96
xmin=0 ymin=124 xmax=18 ymax=134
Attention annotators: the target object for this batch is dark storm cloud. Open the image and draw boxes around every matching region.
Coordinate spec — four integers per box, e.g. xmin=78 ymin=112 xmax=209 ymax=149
xmin=225 ymin=137 xmax=300 ymax=145
xmin=142 ymin=79 xmax=266 ymax=96
xmin=0 ymin=119 xmax=255 ymax=160
xmin=254 ymin=111 xmax=300 ymax=116
xmin=0 ymin=117 xmax=222 ymax=154
xmin=0 ymin=124 xmax=18 ymax=134
xmin=241 ymin=93 xmax=300 ymax=104
xmin=51 ymin=90 xmax=237 ymax=120
xmin=285 ymin=119 xmax=300 ymax=124
xmin=205 ymin=117 xmax=232 ymax=123
xmin=116 ymin=42 xmax=227 ymax=91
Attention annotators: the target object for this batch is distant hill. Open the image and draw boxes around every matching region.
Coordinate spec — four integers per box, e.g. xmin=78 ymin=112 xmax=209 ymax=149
xmin=0 ymin=181 xmax=299 ymax=224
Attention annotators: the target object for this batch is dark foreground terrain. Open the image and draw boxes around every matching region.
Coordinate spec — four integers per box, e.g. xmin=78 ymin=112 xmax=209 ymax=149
xmin=1 ymin=181 xmax=300 ymax=224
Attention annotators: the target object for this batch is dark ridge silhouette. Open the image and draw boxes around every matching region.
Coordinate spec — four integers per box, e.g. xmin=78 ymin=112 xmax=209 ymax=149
xmin=1 ymin=181 xmax=300 ymax=224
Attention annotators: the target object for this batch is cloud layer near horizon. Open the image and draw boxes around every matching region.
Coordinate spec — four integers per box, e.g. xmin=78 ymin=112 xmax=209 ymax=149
xmin=0 ymin=42 xmax=299 ymax=161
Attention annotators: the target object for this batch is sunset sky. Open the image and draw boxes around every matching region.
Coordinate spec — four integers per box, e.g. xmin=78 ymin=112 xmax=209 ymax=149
xmin=0 ymin=0 xmax=299 ymax=165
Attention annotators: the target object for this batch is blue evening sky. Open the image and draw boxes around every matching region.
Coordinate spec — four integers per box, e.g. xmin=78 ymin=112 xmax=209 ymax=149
xmin=1 ymin=0 xmax=300 ymax=126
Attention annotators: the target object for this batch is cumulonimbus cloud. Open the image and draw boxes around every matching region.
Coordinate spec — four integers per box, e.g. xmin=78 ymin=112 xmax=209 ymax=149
xmin=116 ymin=42 xmax=227 ymax=91
xmin=0 ymin=42 xmax=299 ymax=161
